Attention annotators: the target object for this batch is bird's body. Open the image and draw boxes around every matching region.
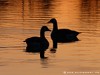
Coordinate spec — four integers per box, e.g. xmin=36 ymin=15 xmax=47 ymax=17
xmin=24 ymin=26 xmax=50 ymax=59
xmin=48 ymin=18 xmax=80 ymax=48
xmin=51 ymin=29 xmax=79 ymax=42
xmin=25 ymin=37 xmax=49 ymax=52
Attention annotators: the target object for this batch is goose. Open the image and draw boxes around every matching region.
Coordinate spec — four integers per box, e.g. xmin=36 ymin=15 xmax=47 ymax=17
xmin=48 ymin=18 xmax=80 ymax=48
xmin=24 ymin=26 xmax=51 ymax=59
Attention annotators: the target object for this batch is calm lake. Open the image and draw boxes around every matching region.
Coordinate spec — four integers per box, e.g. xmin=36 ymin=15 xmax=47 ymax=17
xmin=0 ymin=0 xmax=100 ymax=75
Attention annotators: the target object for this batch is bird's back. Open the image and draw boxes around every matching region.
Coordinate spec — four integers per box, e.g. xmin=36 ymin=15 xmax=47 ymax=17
xmin=24 ymin=37 xmax=41 ymax=43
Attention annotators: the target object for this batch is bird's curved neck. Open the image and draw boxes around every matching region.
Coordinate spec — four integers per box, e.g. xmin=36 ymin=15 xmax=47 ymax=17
xmin=40 ymin=30 xmax=46 ymax=38
xmin=53 ymin=21 xmax=58 ymax=30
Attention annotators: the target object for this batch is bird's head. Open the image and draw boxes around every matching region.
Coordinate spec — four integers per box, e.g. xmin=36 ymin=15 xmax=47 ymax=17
xmin=47 ymin=18 xmax=57 ymax=23
xmin=41 ymin=26 xmax=51 ymax=31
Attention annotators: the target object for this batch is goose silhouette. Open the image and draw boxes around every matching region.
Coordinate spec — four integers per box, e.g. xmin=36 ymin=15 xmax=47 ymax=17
xmin=48 ymin=18 xmax=80 ymax=48
xmin=24 ymin=26 xmax=51 ymax=59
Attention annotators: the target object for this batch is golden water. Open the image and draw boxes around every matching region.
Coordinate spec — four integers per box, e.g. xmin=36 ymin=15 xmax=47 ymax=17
xmin=0 ymin=0 xmax=100 ymax=75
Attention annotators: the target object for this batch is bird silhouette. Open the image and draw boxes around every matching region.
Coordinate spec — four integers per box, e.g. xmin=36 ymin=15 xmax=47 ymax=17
xmin=48 ymin=18 xmax=80 ymax=48
xmin=24 ymin=26 xmax=51 ymax=59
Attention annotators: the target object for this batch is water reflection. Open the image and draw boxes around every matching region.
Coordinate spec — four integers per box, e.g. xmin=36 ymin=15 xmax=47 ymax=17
xmin=26 ymin=0 xmax=53 ymax=20
xmin=50 ymin=48 xmax=57 ymax=53
xmin=41 ymin=58 xmax=49 ymax=68
xmin=0 ymin=0 xmax=100 ymax=74
xmin=0 ymin=0 xmax=8 ymax=20
xmin=80 ymin=0 xmax=100 ymax=24
xmin=0 ymin=0 xmax=8 ymax=6
xmin=22 ymin=0 xmax=25 ymax=20
xmin=50 ymin=37 xmax=79 ymax=54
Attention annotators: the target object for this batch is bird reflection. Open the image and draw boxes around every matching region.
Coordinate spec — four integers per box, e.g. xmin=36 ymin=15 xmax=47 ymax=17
xmin=50 ymin=37 xmax=79 ymax=53
xmin=40 ymin=58 xmax=49 ymax=68
xmin=50 ymin=48 xmax=57 ymax=53
xmin=24 ymin=26 xmax=51 ymax=59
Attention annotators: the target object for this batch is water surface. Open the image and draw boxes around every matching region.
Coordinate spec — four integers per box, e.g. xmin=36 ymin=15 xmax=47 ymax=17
xmin=0 ymin=0 xmax=100 ymax=75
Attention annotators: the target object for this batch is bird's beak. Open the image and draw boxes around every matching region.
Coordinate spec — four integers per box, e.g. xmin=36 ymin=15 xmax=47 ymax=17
xmin=48 ymin=29 xmax=51 ymax=31
xmin=47 ymin=21 xmax=51 ymax=23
